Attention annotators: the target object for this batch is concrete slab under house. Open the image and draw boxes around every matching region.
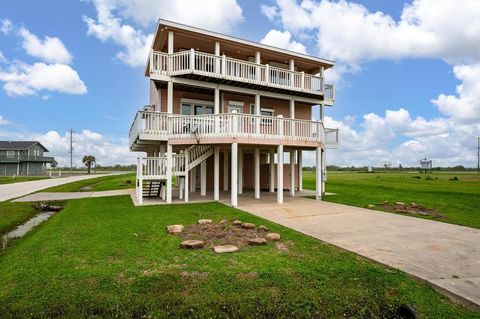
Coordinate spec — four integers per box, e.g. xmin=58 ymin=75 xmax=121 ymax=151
xmin=129 ymin=19 xmax=339 ymax=207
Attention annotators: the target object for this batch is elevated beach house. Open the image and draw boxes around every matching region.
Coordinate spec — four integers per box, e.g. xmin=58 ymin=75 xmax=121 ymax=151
xmin=0 ymin=141 xmax=54 ymax=176
xmin=129 ymin=19 xmax=338 ymax=206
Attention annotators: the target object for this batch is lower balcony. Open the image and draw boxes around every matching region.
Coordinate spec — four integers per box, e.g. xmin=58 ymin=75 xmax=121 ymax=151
xmin=129 ymin=111 xmax=339 ymax=150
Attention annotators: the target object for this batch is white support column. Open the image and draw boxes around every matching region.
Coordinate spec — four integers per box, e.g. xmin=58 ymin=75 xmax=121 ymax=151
xmin=255 ymin=93 xmax=261 ymax=135
xmin=254 ymin=148 xmax=260 ymax=199
xmin=137 ymin=157 xmax=143 ymax=205
xmin=290 ymin=150 xmax=295 ymax=196
xmin=269 ymin=150 xmax=275 ymax=193
xmin=231 ymin=143 xmax=238 ymax=207
xmin=191 ymin=167 xmax=196 ymax=192
xmin=200 ymin=161 xmax=207 ymax=196
xmin=238 ymin=147 xmax=243 ymax=194
xmin=277 ymin=145 xmax=284 ymax=204
xmin=214 ymin=87 xmax=220 ymax=134
xmin=168 ymin=31 xmax=174 ymax=54
xmin=167 ymin=80 xmax=173 ymax=114
xmin=214 ymin=88 xmax=220 ymax=114
xmin=255 ymin=51 xmax=261 ymax=82
xmin=215 ymin=41 xmax=220 ymax=73
xmin=166 ymin=144 xmax=172 ymax=203
xmin=289 ymin=99 xmax=295 ymax=136
xmin=322 ymin=148 xmax=326 ymax=195
xmin=289 ymin=59 xmax=295 ymax=87
xmin=223 ymin=149 xmax=228 ymax=191
xmin=214 ymin=146 xmax=220 ymax=201
xmin=179 ymin=178 xmax=184 ymax=200
xmin=316 ymin=146 xmax=322 ymax=200
xmin=184 ymin=150 xmax=189 ymax=202
xmin=298 ymin=150 xmax=303 ymax=191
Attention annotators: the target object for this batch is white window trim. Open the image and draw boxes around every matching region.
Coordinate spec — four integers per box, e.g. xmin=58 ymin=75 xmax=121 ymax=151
xmin=6 ymin=151 xmax=15 ymax=158
xmin=228 ymin=100 xmax=244 ymax=107
xmin=249 ymin=103 xmax=275 ymax=115
xmin=180 ymin=98 xmax=214 ymax=106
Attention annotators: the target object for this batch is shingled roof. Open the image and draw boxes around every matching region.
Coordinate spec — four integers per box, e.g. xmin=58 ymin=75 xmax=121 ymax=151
xmin=0 ymin=141 xmax=49 ymax=151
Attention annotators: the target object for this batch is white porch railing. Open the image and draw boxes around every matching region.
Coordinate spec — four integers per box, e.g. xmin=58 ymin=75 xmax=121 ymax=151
xmin=130 ymin=111 xmax=333 ymax=148
xmin=149 ymin=49 xmax=334 ymax=100
xmin=325 ymin=128 xmax=339 ymax=148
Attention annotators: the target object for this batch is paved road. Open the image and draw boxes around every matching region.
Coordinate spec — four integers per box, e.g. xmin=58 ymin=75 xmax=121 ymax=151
xmin=0 ymin=173 xmax=127 ymax=202
xmin=229 ymin=194 xmax=480 ymax=311
xmin=13 ymin=189 xmax=130 ymax=202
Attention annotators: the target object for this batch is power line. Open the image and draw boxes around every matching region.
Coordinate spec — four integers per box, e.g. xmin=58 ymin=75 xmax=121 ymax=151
xmin=477 ymin=136 xmax=479 ymax=174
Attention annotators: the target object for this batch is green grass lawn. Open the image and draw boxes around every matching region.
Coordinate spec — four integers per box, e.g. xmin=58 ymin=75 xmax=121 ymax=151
xmin=42 ymin=172 xmax=135 ymax=192
xmin=304 ymin=170 xmax=480 ymax=229
xmin=0 ymin=176 xmax=48 ymax=185
xmin=0 ymin=196 xmax=477 ymax=318
xmin=0 ymin=202 xmax=39 ymax=236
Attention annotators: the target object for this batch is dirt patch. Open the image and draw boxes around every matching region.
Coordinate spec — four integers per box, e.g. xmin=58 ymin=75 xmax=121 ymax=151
xmin=275 ymin=242 xmax=290 ymax=252
xmin=180 ymin=271 xmax=209 ymax=281
xmin=379 ymin=201 xmax=442 ymax=218
xmin=178 ymin=220 xmax=269 ymax=248
xmin=236 ymin=272 xmax=258 ymax=280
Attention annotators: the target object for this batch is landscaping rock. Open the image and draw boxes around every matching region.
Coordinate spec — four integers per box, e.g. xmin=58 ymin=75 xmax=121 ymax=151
xmin=266 ymin=233 xmax=281 ymax=241
xmin=248 ymin=238 xmax=267 ymax=246
xmin=395 ymin=202 xmax=405 ymax=206
xmin=242 ymin=223 xmax=256 ymax=229
xmin=167 ymin=224 xmax=184 ymax=234
xmin=218 ymin=219 xmax=228 ymax=225
xmin=232 ymin=219 xmax=242 ymax=226
xmin=198 ymin=219 xmax=213 ymax=225
xmin=180 ymin=240 xmax=204 ymax=249
xmin=368 ymin=204 xmax=375 ymax=208
xmin=212 ymin=245 xmax=239 ymax=253
xmin=259 ymin=225 xmax=269 ymax=231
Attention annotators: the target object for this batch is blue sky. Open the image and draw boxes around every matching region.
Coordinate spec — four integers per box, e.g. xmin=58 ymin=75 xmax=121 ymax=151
xmin=0 ymin=0 xmax=479 ymax=167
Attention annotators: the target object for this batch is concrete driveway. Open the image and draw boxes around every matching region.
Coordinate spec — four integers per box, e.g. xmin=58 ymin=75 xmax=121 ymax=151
xmin=0 ymin=173 xmax=127 ymax=201
xmin=232 ymin=194 xmax=480 ymax=310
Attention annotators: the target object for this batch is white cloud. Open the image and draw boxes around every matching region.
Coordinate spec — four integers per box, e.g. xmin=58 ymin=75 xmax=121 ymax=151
xmin=110 ymin=0 xmax=244 ymax=32
xmin=266 ymin=0 xmax=480 ymax=65
xmin=261 ymin=4 xmax=278 ymax=20
xmin=322 ymin=110 xmax=479 ymax=167
xmin=19 ymin=27 xmax=72 ymax=64
xmin=432 ymin=63 xmax=480 ymax=123
xmin=83 ymin=0 xmax=244 ymax=67
xmin=0 ymin=19 xmax=12 ymax=35
xmin=0 ymin=62 xmax=87 ymax=96
xmin=0 ymin=116 xmax=10 ymax=125
xmin=0 ymin=51 xmax=7 ymax=64
xmin=83 ymin=7 xmax=153 ymax=67
xmin=260 ymin=29 xmax=306 ymax=54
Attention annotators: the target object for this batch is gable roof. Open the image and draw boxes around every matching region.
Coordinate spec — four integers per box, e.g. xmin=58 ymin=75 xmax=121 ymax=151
xmin=0 ymin=141 xmax=49 ymax=152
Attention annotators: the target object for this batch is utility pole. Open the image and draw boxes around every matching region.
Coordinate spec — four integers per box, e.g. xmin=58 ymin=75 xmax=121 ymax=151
xmin=69 ymin=129 xmax=74 ymax=173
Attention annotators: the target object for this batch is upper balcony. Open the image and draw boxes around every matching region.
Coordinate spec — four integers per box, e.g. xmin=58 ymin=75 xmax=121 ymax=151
xmin=129 ymin=110 xmax=339 ymax=151
xmin=0 ymin=155 xmax=55 ymax=163
xmin=149 ymin=50 xmax=335 ymax=104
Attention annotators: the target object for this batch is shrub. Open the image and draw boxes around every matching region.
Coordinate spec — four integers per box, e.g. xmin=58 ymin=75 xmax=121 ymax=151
xmin=449 ymin=176 xmax=459 ymax=181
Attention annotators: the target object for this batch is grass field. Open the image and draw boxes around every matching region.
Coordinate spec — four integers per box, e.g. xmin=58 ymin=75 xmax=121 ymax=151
xmin=0 ymin=195 xmax=477 ymax=318
xmin=0 ymin=176 xmax=48 ymax=185
xmin=304 ymin=170 xmax=480 ymax=229
xmin=42 ymin=172 xmax=135 ymax=192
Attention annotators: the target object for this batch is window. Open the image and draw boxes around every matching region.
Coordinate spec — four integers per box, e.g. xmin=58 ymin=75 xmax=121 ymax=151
xmin=250 ymin=104 xmax=274 ymax=124
xmin=6 ymin=151 xmax=14 ymax=158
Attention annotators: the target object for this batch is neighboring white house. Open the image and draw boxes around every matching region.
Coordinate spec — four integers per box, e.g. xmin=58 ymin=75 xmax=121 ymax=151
xmin=129 ymin=19 xmax=338 ymax=206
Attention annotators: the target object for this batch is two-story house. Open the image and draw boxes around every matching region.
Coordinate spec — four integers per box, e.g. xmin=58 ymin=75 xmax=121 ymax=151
xmin=129 ymin=19 xmax=339 ymax=207
xmin=0 ymin=141 xmax=55 ymax=176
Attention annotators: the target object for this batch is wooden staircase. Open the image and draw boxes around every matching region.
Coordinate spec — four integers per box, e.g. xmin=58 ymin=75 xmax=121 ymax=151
xmin=142 ymin=180 xmax=165 ymax=198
